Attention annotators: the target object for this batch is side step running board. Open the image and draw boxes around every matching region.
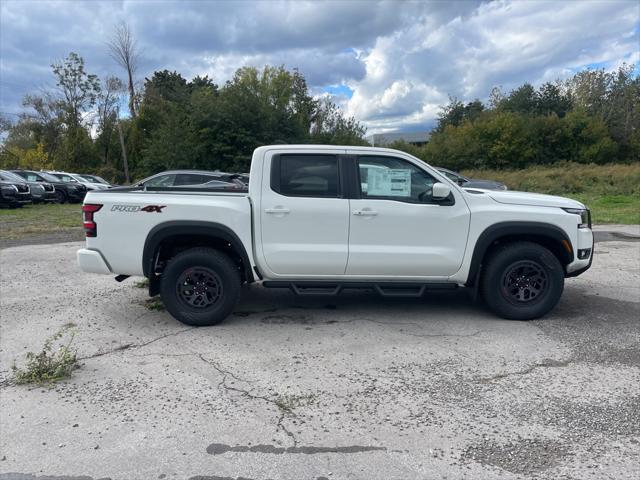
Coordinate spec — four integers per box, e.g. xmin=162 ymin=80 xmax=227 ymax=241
xmin=262 ymin=281 xmax=457 ymax=298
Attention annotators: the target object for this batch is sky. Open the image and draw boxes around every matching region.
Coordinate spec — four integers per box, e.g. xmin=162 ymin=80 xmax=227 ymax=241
xmin=1 ymin=0 xmax=638 ymax=134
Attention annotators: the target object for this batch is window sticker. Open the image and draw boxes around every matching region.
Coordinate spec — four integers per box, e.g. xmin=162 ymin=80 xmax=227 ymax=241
xmin=366 ymin=168 xmax=411 ymax=197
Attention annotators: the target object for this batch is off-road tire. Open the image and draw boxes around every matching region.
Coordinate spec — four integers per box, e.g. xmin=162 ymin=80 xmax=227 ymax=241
xmin=160 ymin=248 xmax=241 ymax=326
xmin=481 ymin=241 xmax=564 ymax=320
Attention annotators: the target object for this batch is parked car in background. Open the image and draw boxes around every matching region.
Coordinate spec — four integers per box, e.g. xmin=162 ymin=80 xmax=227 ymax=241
xmin=0 ymin=172 xmax=31 ymax=207
xmin=111 ymin=170 xmax=247 ymax=191
xmin=49 ymin=172 xmax=110 ymax=191
xmin=77 ymin=174 xmax=117 ymax=188
xmin=168 ymin=179 xmax=243 ymax=190
xmin=436 ymin=167 xmax=507 ymax=191
xmin=235 ymin=173 xmax=250 ymax=185
xmin=0 ymin=169 xmax=56 ymax=203
xmin=11 ymin=170 xmax=87 ymax=203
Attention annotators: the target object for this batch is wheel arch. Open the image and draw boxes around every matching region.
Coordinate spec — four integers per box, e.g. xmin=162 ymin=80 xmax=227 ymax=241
xmin=466 ymin=221 xmax=573 ymax=287
xmin=142 ymin=221 xmax=254 ymax=283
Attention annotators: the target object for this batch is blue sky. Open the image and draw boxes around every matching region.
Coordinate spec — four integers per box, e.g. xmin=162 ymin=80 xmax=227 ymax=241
xmin=1 ymin=0 xmax=638 ymax=134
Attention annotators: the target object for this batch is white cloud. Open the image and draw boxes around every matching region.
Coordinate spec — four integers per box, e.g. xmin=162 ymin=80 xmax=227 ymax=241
xmin=0 ymin=0 xmax=637 ymax=134
xmin=346 ymin=0 xmax=639 ymax=132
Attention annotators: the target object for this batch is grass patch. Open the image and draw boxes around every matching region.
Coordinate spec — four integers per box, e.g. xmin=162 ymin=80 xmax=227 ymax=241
xmin=462 ymin=162 xmax=640 ymax=224
xmin=134 ymin=279 xmax=149 ymax=289
xmin=0 ymin=203 xmax=83 ymax=241
xmin=144 ymin=297 xmax=165 ymax=311
xmin=571 ymin=194 xmax=640 ymax=224
xmin=12 ymin=326 xmax=79 ymax=385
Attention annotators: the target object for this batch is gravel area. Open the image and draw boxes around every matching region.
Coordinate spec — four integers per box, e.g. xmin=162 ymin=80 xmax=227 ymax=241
xmin=0 ymin=227 xmax=638 ymax=480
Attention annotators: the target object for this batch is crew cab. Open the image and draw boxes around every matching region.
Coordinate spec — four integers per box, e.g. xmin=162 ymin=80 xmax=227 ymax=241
xmin=77 ymin=145 xmax=593 ymax=325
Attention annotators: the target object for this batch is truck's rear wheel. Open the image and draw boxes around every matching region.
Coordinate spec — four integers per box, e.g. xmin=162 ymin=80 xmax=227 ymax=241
xmin=160 ymin=248 xmax=241 ymax=326
xmin=481 ymin=241 xmax=564 ymax=320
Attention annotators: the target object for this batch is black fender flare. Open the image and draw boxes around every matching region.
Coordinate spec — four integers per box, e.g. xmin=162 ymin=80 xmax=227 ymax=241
xmin=142 ymin=220 xmax=254 ymax=282
xmin=466 ymin=221 xmax=573 ymax=286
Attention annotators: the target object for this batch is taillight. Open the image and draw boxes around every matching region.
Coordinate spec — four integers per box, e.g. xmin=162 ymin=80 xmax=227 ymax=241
xmin=82 ymin=204 xmax=102 ymax=237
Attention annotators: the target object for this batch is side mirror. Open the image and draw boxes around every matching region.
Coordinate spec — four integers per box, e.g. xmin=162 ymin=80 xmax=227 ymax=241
xmin=432 ymin=182 xmax=451 ymax=200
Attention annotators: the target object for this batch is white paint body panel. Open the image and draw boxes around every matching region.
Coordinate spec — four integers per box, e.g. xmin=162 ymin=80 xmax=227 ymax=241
xmin=258 ymin=147 xmax=350 ymax=276
xmin=78 ymin=144 xmax=593 ymax=285
xmin=344 ymin=148 xmax=470 ymax=277
xmin=83 ymin=191 xmax=253 ymax=276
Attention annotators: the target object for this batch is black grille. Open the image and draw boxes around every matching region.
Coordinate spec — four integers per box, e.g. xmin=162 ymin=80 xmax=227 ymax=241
xmin=16 ymin=184 xmax=29 ymax=193
xmin=44 ymin=184 xmax=54 ymax=191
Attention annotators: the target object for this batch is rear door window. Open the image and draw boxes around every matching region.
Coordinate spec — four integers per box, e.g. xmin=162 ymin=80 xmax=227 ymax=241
xmin=272 ymin=154 xmax=340 ymax=198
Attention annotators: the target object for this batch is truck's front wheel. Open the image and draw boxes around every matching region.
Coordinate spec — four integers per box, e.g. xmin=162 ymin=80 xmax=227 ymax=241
xmin=160 ymin=248 xmax=241 ymax=326
xmin=481 ymin=241 xmax=564 ymax=320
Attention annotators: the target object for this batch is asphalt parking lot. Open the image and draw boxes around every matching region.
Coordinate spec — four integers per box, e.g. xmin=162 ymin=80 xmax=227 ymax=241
xmin=1 ymin=225 xmax=639 ymax=480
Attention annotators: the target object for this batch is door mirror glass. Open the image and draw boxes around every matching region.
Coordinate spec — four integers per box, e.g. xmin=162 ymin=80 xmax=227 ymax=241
xmin=432 ymin=182 xmax=451 ymax=200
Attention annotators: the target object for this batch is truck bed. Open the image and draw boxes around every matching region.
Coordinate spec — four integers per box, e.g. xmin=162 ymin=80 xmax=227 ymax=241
xmin=82 ymin=189 xmax=254 ymax=276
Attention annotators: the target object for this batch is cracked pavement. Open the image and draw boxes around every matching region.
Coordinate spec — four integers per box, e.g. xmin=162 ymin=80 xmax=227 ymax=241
xmin=1 ymin=225 xmax=639 ymax=480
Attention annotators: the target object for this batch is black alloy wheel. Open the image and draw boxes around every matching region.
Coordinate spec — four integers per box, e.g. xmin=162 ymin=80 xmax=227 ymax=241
xmin=176 ymin=267 xmax=223 ymax=308
xmin=501 ymin=260 xmax=548 ymax=304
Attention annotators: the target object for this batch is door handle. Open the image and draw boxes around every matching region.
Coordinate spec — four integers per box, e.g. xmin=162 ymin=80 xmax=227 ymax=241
xmin=265 ymin=207 xmax=290 ymax=214
xmin=352 ymin=209 xmax=378 ymax=216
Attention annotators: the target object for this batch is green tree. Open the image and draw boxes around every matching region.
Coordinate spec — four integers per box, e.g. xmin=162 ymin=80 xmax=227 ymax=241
xmin=497 ymin=83 xmax=537 ymax=114
xmin=536 ymin=82 xmax=572 ymax=117
xmin=51 ymin=52 xmax=101 ymax=129
xmin=435 ymin=97 xmax=484 ymax=132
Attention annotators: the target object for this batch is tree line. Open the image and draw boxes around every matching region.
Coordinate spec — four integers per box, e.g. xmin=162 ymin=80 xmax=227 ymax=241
xmin=0 ymin=21 xmax=637 ymax=181
xmin=393 ymin=64 xmax=639 ymax=170
xmin=0 ymin=23 xmax=366 ymax=181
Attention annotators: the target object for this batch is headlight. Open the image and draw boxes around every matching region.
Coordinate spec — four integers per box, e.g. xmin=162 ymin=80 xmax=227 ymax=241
xmin=563 ymin=208 xmax=591 ymax=229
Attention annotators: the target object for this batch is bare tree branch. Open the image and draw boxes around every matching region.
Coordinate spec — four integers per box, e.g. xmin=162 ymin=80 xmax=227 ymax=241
xmin=107 ymin=22 xmax=139 ymax=118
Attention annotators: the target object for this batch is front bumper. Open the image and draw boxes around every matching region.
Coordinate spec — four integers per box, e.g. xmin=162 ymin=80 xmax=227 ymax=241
xmin=77 ymin=248 xmax=112 ymax=274
xmin=566 ymin=228 xmax=594 ymax=277
xmin=42 ymin=191 xmax=57 ymax=202
xmin=1 ymin=192 xmax=31 ymax=205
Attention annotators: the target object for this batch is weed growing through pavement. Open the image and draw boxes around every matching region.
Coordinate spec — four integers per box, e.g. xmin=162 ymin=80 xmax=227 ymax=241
xmin=144 ymin=297 xmax=165 ymax=311
xmin=12 ymin=325 xmax=79 ymax=384
xmin=274 ymin=393 xmax=318 ymax=413
xmin=134 ymin=279 xmax=149 ymax=289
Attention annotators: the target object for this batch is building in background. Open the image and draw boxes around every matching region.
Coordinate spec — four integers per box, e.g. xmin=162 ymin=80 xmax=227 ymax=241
xmin=366 ymin=131 xmax=431 ymax=147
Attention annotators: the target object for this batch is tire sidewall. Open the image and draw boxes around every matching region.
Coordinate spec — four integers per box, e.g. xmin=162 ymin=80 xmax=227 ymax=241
xmin=160 ymin=249 xmax=241 ymax=326
xmin=55 ymin=190 xmax=66 ymax=204
xmin=483 ymin=243 xmax=564 ymax=320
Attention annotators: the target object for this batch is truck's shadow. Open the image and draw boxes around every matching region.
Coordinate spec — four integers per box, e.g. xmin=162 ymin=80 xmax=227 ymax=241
xmin=229 ymin=284 xmax=487 ymax=325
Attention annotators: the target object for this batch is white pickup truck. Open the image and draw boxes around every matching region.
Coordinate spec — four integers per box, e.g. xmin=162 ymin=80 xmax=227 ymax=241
xmin=78 ymin=145 xmax=593 ymax=325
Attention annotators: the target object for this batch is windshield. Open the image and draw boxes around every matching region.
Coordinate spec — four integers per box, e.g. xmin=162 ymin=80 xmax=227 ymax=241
xmin=38 ymin=172 xmax=60 ymax=182
xmin=0 ymin=170 xmax=25 ymax=182
xmin=53 ymin=173 xmax=78 ymax=183
xmin=93 ymin=175 xmax=111 ymax=184
xmin=80 ymin=175 xmax=102 ymax=183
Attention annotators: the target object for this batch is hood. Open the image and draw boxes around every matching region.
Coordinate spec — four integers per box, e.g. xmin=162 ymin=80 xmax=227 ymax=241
xmin=465 ymin=179 xmax=506 ymax=190
xmin=486 ymin=190 xmax=585 ymax=209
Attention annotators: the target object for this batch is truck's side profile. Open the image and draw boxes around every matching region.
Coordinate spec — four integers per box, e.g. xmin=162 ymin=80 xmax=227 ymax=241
xmin=78 ymin=145 xmax=594 ymax=325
